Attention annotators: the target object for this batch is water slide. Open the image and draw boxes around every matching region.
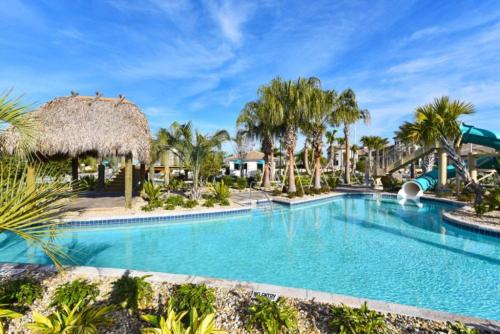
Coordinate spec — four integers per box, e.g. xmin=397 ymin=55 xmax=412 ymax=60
xmin=399 ymin=124 xmax=500 ymax=200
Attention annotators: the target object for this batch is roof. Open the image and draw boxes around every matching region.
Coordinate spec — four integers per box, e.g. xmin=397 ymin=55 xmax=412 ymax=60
xmin=1 ymin=94 xmax=151 ymax=162
xmin=226 ymin=150 xmax=265 ymax=162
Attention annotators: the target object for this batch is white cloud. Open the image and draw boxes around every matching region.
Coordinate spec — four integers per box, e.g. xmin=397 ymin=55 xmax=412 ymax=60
xmin=207 ymin=0 xmax=254 ymax=44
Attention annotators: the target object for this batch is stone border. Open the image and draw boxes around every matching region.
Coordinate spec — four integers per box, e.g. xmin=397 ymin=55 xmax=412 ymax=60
xmin=1 ymin=263 xmax=498 ymax=332
xmin=442 ymin=211 xmax=500 ymax=237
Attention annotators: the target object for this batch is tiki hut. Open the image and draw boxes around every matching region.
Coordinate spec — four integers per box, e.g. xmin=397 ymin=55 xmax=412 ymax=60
xmin=1 ymin=92 xmax=151 ymax=208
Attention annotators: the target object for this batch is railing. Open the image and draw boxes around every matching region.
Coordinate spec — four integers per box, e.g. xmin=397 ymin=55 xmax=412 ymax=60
xmin=372 ymin=143 xmax=437 ymax=176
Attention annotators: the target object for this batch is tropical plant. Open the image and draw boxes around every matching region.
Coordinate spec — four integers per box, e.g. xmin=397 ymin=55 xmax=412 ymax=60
xmin=109 ymin=273 xmax=153 ymax=313
xmin=27 ymin=301 xmax=115 ymax=334
xmin=221 ymin=175 xmax=234 ymax=187
xmin=79 ymin=175 xmax=98 ymax=191
xmin=301 ymin=81 xmax=336 ymax=190
xmin=0 ymin=304 xmax=21 ymax=334
xmin=398 ymin=97 xmax=481 ymax=202
xmin=236 ymin=177 xmax=247 ymax=190
xmin=474 ymin=186 xmax=500 ymax=216
xmin=165 ymin=195 xmax=185 ymax=207
xmin=350 ymin=144 xmax=360 ymax=176
xmin=329 ymin=302 xmax=387 ymax=334
xmin=360 ymin=136 xmax=378 ymax=186
xmin=0 ymin=277 xmax=43 ymax=306
xmin=51 ymin=279 xmax=100 ymax=310
xmin=141 ymin=300 xmax=226 ymax=334
xmin=246 ymin=296 xmax=298 ymax=334
xmin=202 ymin=198 xmax=215 ymax=207
xmin=330 ymin=89 xmax=370 ymax=185
xmin=219 ymin=198 xmax=230 ymax=206
xmin=372 ymin=137 xmax=389 ymax=173
xmin=446 ymin=321 xmax=479 ymax=334
xmin=172 ymin=284 xmax=216 ymax=317
xmin=0 ymin=93 xmax=77 ymax=268
xmin=212 ymin=181 xmax=230 ymax=201
xmin=325 ymin=129 xmax=338 ymax=171
xmin=182 ymin=199 xmax=198 ymax=208
xmin=162 ymin=122 xmax=229 ymax=199
xmin=142 ymin=180 xmax=163 ymax=211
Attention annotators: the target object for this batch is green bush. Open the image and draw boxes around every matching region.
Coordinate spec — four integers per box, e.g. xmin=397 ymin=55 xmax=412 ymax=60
xmin=0 ymin=277 xmax=43 ymax=306
xmin=51 ymin=279 xmax=100 ymax=310
xmin=80 ymin=175 xmax=98 ymax=191
xmin=271 ymin=189 xmax=282 ymax=196
xmin=222 ymin=175 xmax=234 ymax=187
xmin=219 ymin=198 xmax=230 ymax=206
xmin=172 ymin=284 xmax=216 ymax=317
xmin=109 ymin=274 xmax=153 ymax=313
xmin=296 ymin=187 xmax=304 ymax=197
xmin=168 ymin=178 xmax=186 ymax=192
xmin=203 ymin=198 xmax=216 ymax=207
xmin=327 ymin=176 xmax=339 ymax=190
xmin=165 ymin=195 xmax=185 ymax=207
xmin=0 ymin=304 xmax=21 ymax=333
xmin=213 ymin=181 xmax=230 ymax=201
xmin=235 ymin=177 xmax=247 ymax=189
xmin=183 ymin=199 xmax=198 ymax=208
xmin=247 ymin=296 xmax=298 ymax=334
xmin=165 ymin=203 xmax=176 ymax=210
xmin=288 ymin=192 xmax=296 ymax=199
xmin=329 ymin=302 xmax=387 ymax=334
xmin=27 ymin=302 xmax=115 ymax=334
xmin=447 ymin=321 xmax=479 ymax=334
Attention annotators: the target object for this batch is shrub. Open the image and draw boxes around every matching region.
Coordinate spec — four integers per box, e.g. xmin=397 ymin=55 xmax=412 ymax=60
xmin=380 ymin=175 xmax=398 ymax=191
xmin=219 ymin=198 xmax=230 ymax=206
xmin=271 ymin=189 xmax=282 ymax=196
xmin=165 ymin=195 xmax=185 ymax=207
xmin=168 ymin=178 xmax=185 ymax=191
xmin=203 ymin=198 xmax=216 ymax=207
xmin=236 ymin=177 xmax=247 ymax=190
xmin=0 ymin=277 xmax=43 ymax=306
xmin=213 ymin=181 xmax=230 ymax=201
xmin=51 ymin=279 xmax=100 ymax=310
xmin=0 ymin=304 xmax=21 ymax=333
xmin=172 ymin=284 xmax=216 ymax=317
xmin=141 ymin=300 xmax=224 ymax=334
xmin=327 ymin=176 xmax=339 ymax=190
xmin=321 ymin=185 xmax=330 ymax=193
xmin=222 ymin=175 xmax=234 ymax=187
xmin=457 ymin=192 xmax=473 ymax=203
xmin=80 ymin=175 xmax=98 ymax=191
xmin=288 ymin=192 xmax=296 ymax=199
xmin=165 ymin=203 xmax=176 ymax=210
xmin=109 ymin=273 xmax=153 ymax=313
xmin=246 ymin=296 xmax=298 ymax=334
xmin=27 ymin=302 xmax=115 ymax=334
xmin=447 ymin=321 xmax=479 ymax=334
xmin=183 ymin=199 xmax=198 ymax=208
xmin=143 ymin=181 xmax=162 ymax=202
xmin=329 ymin=302 xmax=387 ymax=334
xmin=296 ymin=188 xmax=304 ymax=197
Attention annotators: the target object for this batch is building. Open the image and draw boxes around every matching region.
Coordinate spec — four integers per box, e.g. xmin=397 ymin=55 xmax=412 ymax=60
xmin=225 ymin=150 xmax=265 ymax=177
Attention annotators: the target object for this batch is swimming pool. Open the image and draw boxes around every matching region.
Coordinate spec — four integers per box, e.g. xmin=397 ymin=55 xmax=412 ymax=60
xmin=1 ymin=194 xmax=499 ymax=320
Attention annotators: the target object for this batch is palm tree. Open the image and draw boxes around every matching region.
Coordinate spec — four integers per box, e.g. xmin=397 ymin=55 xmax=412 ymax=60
xmin=0 ymin=92 xmax=75 ymax=268
xmin=325 ymin=129 xmax=337 ymax=171
xmin=330 ymin=89 xmax=370 ymax=185
xmin=350 ymin=144 xmax=360 ymax=176
xmin=373 ymin=137 xmax=389 ymax=171
xmin=260 ymin=77 xmax=315 ymax=193
xmin=360 ymin=136 xmax=378 ymax=186
xmin=164 ymin=122 xmax=229 ymax=199
xmin=154 ymin=124 xmax=180 ymax=186
xmin=411 ymin=97 xmax=480 ymax=201
xmin=236 ymin=98 xmax=279 ymax=188
xmin=336 ymin=137 xmax=345 ymax=175
xmin=396 ymin=121 xmax=435 ymax=173
xmin=301 ymin=86 xmax=336 ymax=189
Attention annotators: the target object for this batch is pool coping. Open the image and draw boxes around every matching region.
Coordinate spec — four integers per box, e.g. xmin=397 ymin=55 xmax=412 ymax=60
xmin=442 ymin=211 xmax=500 ymax=237
xmin=1 ymin=263 xmax=498 ymax=332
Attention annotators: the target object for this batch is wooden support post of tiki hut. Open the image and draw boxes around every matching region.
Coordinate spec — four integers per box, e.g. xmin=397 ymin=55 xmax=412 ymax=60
xmin=71 ymin=157 xmax=79 ymax=181
xmin=97 ymin=162 xmax=105 ymax=191
xmin=26 ymin=163 xmax=36 ymax=192
xmin=124 ymin=154 xmax=133 ymax=208
xmin=139 ymin=163 xmax=146 ymax=194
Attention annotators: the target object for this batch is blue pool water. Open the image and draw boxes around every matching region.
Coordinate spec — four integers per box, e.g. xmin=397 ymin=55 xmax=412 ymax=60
xmin=1 ymin=194 xmax=499 ymax=320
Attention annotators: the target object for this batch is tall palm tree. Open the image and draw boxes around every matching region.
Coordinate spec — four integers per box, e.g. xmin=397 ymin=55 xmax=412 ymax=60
xmin=350 ymin=144 xmax=360 ymax=176
xmin=325 ymin=129 xmax=337 ymax=171
xmin=399 ymin=97 xmax=481 ymax=202
xmin=164 ymin=122 xmax=229 ymax=199
xmin=0 ymin=92 xmax=75 ymax=268
xmin=396 ymin=121 xmax=435 ymax=173
xmin=373 ymin=137 xmax=389 ymax=171
xmin=154 ymin=124 xmax=181 ymax=186
xmin=301 ymin=86 xmax=336 ymax=189
xmin=336 ymin=137 xmax=345 ymax=176
xmin=330 ymin=89 xmax=370 ymax=185
xmin=261 ymin=77 xmax=315 ymax=193
xmin=236 ymin=98 xmax=279 ymax=188
xmin=360 ymin=136 xmax=378 ymax=186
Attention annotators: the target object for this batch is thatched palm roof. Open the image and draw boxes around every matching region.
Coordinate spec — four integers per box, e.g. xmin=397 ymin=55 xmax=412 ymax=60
xmin=1 ymin=94 xmax=151 ymax=162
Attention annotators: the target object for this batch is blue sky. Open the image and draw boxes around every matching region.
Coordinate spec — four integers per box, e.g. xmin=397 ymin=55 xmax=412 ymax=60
xmin=1 ymin=0 xmax=499 ymax=151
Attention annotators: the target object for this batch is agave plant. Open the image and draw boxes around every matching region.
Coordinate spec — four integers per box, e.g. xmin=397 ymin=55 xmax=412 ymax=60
xmin=27 ymin=301 xmax=115 ymax=334
xmin=211 ymin=181 xmax=230 ymax=201
xmin=79 ymin=175 xmax=98 ymax=191
xmin=141 ymin=300 xmax=225 ymax=334
xmin=0 ymin=304 xmax=22 ymax=334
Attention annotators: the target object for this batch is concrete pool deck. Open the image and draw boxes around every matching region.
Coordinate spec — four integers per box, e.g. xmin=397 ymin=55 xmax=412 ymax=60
xmin=1 ymin=263 xmax=499 ymax=332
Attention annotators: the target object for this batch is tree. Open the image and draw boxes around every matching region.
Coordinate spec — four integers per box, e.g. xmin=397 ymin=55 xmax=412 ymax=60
xmin=373 ymin=137 xmax=389 ymax=171
xmin=164 ymin=122 xmax=229 ymax=199
xmin=200 ymin=151 xmax=224 ymax=182
xmin=350 ymin=144 xmax=360 ymax=177
xmin=330 ymin=89 xmax=370 ymax=185
xmin=325 ymin=129 xmax=337 ymax=171
xmin=396 ymin=121 xmax=435 ymax=173
xmin=236 ymin=95 xmax=280 ymax=188
xmin=360 ymin=136 xmax=378 ymax=186
xmin=301 ymin=85 xmax=336 ymax=189
xmin=397 ymin=97 xmax=480 ymax=202
xmin=0 ymin=92 xmax=75 ymax=268
xmin=260 ymin=77 xmax=315 ymax=193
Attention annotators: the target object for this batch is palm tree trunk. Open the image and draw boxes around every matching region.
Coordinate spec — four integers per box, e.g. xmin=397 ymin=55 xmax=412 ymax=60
xmin=365 ymin=149 xmax=372 ymax=186
xmin=328 ymin=145 xmax=335 ymax=171
xmin=270 ymin=150 xmax=275 ymax=182
xmin=304 ymin=142 xmax=312 ymax=176
xmin=261 ymin=137 xmax=272 ymax=188
xmin=285 ymin=126 xmax=297 ymax=193
xmin=192 ymin=167 xmax=200 ymax=200
xmin=313 ymin=136 xmax=323 ymax=190
xmin=422 ymin=154 xmax=435 ymax=173
xmin=344 ymin=125 xmax=350 ymax=184
xmin=352 ymin=153 xmax=357 ymax=176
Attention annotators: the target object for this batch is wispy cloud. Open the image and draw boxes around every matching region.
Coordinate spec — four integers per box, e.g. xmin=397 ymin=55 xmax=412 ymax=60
xmin=207 ymin=0 xmax=254 ymax=44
